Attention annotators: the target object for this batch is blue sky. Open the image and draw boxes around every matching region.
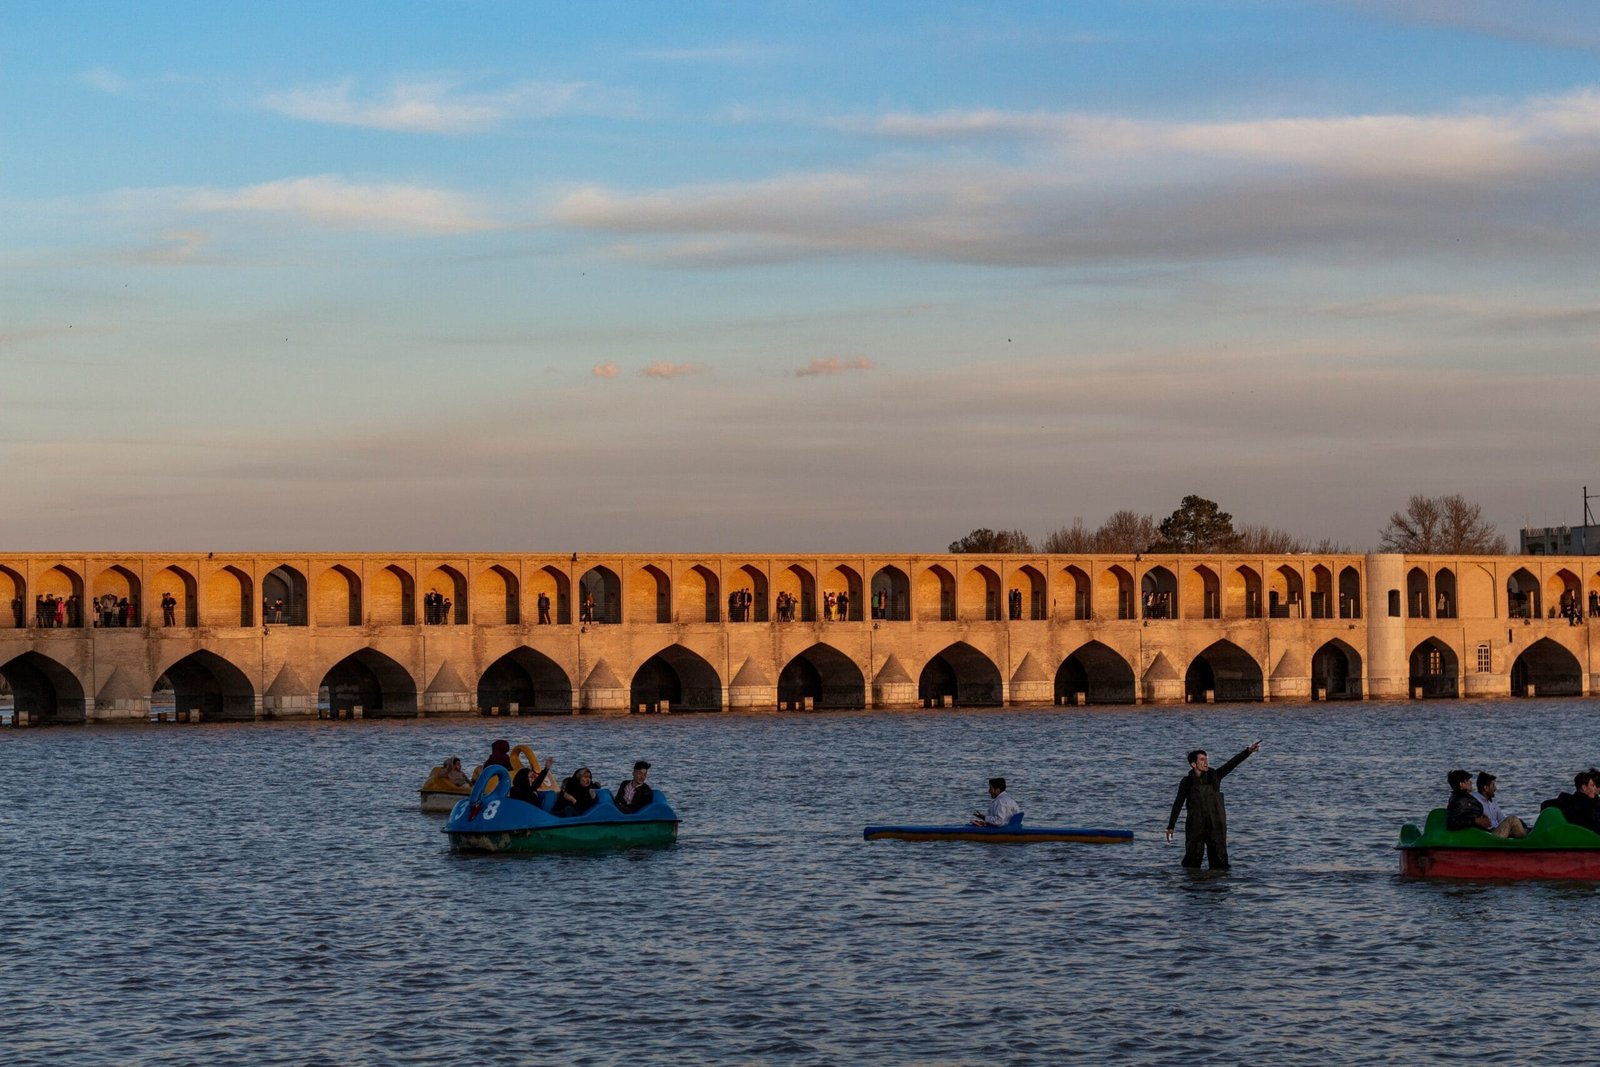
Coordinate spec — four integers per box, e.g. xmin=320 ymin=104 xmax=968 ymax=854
xmin=3 ymin=1 xmax=1599 ymax=551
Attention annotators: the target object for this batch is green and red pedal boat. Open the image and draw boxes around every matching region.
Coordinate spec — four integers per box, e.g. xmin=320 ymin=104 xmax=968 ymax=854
xmin=1397 ymin=807 xmax=1600 ymax=879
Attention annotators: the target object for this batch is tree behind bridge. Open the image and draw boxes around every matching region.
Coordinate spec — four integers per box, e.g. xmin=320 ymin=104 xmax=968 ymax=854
xmin=1379 ymin=494 xmax=1507 ymax=554
xmin=948 ymin=528 xmax=1036 ymax=553
xmin=1153 ymin=495 xmax=1238 ymax=552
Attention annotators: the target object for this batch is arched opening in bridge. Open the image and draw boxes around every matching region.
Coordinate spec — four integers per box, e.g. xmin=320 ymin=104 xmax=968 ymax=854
xmin=917 ymin=565 xmax=955 ymax=621
xmin=0 ymin=652 xmax=86 ymax=724
xmin=1058 ymin=565 xmax=1090 ymax=620
xmin=579 ymin=566 xmax=620 ymax=624
xmin=473 ymin=565 xmax=518 ymax=625
xmin=1406 ymin=567 xmax=1430 ymax=619
xmin=1312 ymin=640 xmax=1364 ymax=700
xmin=1309 ymin=565 xmax=1333 ymax=619
xmin=1409 ymin=638 xmax=1459 ymax=699
xmin=1229 ymin=565 xmax=1262 ymax=619
xmin=1510 ymin=639 xmax=1582 ymax=697
xmin=962 ymin=565 xmax=1001 ymax=621
xmin=91 ymin=565 xmax=142 ymax=627
xmin=918 ymin=642 xmax=1002 ymax=708
xmin=477 ymin=648 xmax=572 ymax=714
xmin=1507 ymin=569 xmax=1539 ymax=620
xmin=871 ymin=566 xmax=910 ymax=621
xmin=204 ymin=565 xmax=253 ymax=627
xmin=1434 ymin=568 xmax=1457 ymax=620
xmin=681 ymin=565 xmax=719 ymax=623
xmin=776 ymin=564 xmax=815 ymax=622
xmin=1184 ymin=641 xmax=1264 ymax=703
xmin=630 ymin=565 xmax=670 ymax=624
xmin=422 ymin=565 xmax=467 ymax=625
xmin=532 ymin=565 xmax=570 ymax=625
xmin=1183 ymin=565 xmax=1220 ymax=620
xmin=0 ymin=565 xmax=24 ymax=628
xmin=824 ymin=565 xmax=862 ymax=622
xmin=158 ymin=650 xmax=256 ymax=722
xmin=1009 ymin=565 xmax=1046 ymax=620
xmin=1547 ymin=569 xmax=1582 ymax=621
xmin=629 ymin=645 xmax=722 ymax=713
xmin=153 ymin=566 xmax=198 ymax=627
xmin=1097 ymin=566 xmax=1135 ymax=620
xmin=1055 ymin=641 xmax=1136 ymax=705
xmin=35 ymin=565 xmax=84 ymax=627
xmin=263 ymin=565 xmax=308 ymax=626
xmin=778 ymin=644 xmax=866 ymax=710
xmin=1339 ymin=566 xmax=1361 ymax=619
xmin=319 ymin=649 xmax=418 ymax=718
xmin=732 ymin=564 xmax=768 ymax=622
xmin=1269 ymin=565 xmax=1304 ymax=619
xmin=370 ymin=565 xmax=415 ymax=626
xmin=315 ymin=565 xmax=361 ymax=626
xmin=1141 ymin=567 xmax=1176 ymax=619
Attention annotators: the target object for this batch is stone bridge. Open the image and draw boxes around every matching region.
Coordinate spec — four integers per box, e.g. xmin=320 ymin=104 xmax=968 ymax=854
xmin=1 ymin=551 xmax=1595 ymax=724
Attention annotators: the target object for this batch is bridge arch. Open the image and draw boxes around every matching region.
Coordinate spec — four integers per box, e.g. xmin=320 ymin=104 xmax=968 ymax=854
xmin=629 ymin=645 xmax=722 ymax=712
xmin=776 ymin=564 xmax=815 ymax=622
xmin=1185 ymin=564 xmax=1220 ymax=620
xmin=871 ymin=565 xmax=910 ymax=621
xmin=1507 ymin=568 xmax=1539 ymax=619
xmin=917 ymin=564 xmax=956 ymax=621
xmin=580 ymin=566 xmax=620 ymax=624
xmin=1009 ymin=564 xmax=1046 ymax=620
xmin=1434 ymin=567 xmax=1457 ymax=619
xmin=315 ymin=565 xmax=361 ymax=627
xmin=36 ymin=565 xmax=84 ymax=627
xmin=629 ymin=564 xmax=669 ymax=624
xmin=532 ymin=565 xmax=570 ymax=625
xmin=1312 ymin=639 xmax=1363 ymax=700
xmin=962 ymin=565 xmax=1001 ymax=621
xmin=1141 ymin=566 xmax=1176 ymax=619
xmin=1097 ymin=565 xmax=1133 ymax=620
xmin=1547 ymin=568 xmax=1582 ymax=619
xmin=1058 ymin=564 xmax=1090 ymax=620
xmin=263 ymin=565 xmax=307 ymax=626
xmin=478 ymin=648 xmax=572 ymax=713
xmin=1310 ymin=565 xmax=1333 ymax=619
xmin=1184 ymin=641 xmax=1264 ymax=703
xmin=778 ymin=644 xmax=866 ymax=710
xmin=824 ymin=565 xmax=862 ymax=622
xmin=1270 ymin=565 xmax=1304 ymax=618
xmin=318 ymin=649 xmax=418 ymax=718
xmin=92 ymin=565 xmax=142 ymax=626
xmin=202 ymin=565 xmax=253 ymax=627
xmin=681 ymin=565 xmax=719 ymax=623
xmin=370 ymin=564 xmax=415 ymax=626
xmin=918 ymin=642 xmax=1002 ymax=707
xmin=1055 ymin=641 xmax=1136 ymax=705
xmin=157 ymin=650 xmax=256 ymax=722
xmin=153 ymin=565 xmax=198 ymax=627
xmin=1409 ymin=637 xmax=1459 ymax=699
xmin=731 ymin=564 xmax=768 ymax=622
xmin=0 ymin=651 xmax=86 ymax=723
xmin=0 ymin=565 xmax=23 ymax=628
xmin=423 ymin=565 xmax=467 ymax=624
xmin=474 ymin=565 xmax=519 ymax=625
xmin=1406 ymin=566 xmax=1430 ymax=619
xmin=1511 ymin=638 xmax=1583 ymax=697
xmin=1228 ymin=565 xmax=1262 ymax=619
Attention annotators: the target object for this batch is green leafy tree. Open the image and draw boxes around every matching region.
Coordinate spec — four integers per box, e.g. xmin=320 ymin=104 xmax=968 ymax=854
xmin=1154 ymin=495 xmax=1238 ymax=552
xmin=1379 ymin=494 xmax=1507 ymax=554
xmin=948 ymin=528 xmax=1036 ymax=553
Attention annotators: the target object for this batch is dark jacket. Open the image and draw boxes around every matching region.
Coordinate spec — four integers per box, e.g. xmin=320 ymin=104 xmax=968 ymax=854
xmin=1541 ymin=791 xmax=1600 ymax=833
xmin=615 ymin=780 xmax=655 ymax=814
xmin=1167 ymin=747 xmax=1253 ymax=838
xmin=556 ymin=775 xmax=597 ymax=816
xmin=1446 ymin=789 xmax=1486 ymax=831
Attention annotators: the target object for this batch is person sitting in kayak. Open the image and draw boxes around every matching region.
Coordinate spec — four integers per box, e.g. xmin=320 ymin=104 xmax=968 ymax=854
xmin=555 ymin=767 xmax=598 ymax=816
xmin=971 ymin=777 xmax=1021 ymax=827
xmin=509 ymin=764 xmax=550 ymax=804
xmin=1540 ymin=769 xmax=1600 ymax=832
xmin=615 ymin=760 xmax=654 ymax=814
xmin=1446 ymin=769 xmax=1491 ymax=831
xmin=1471 ymin=772 xmax=1528 ymax=838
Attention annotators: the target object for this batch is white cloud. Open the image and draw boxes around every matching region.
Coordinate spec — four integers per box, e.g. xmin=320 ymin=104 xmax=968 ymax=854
xmin=592 ymin=361 xmax=620 ymax=378
xmin=262 ymin=78 xmax=595 ymax=133
xmin=795 ymin=357 xmax=873 ymax=377
xmin=189 ymin=175 xmax=493 ymax=234
xmin=79 ymin=67 xmax=128 ymax=94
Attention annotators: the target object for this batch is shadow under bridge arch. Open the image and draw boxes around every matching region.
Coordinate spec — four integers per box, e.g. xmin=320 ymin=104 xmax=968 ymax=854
xmin=630 ymin=645 xmax=723 ymax=713
xmin=319 ymin=649 xmax=418 ymax=718
xmin=1184 ymin=641 xmax=1264 ymax=703
xmin=1055 ymin=641 xmax=1136 ymax=705
xmin=478 ymin=648 xmax=573 ymax=714
xmin=778 ymin=644 xmax=866 ymax=710
xmin=0 ymin=651 xmax=86 ymax=724
xmin=1511 ymin=638 xmax=1582 ymax=697
xmin=158 ymin=650 xmax=256 ymax=722
xmin=919 ymin=642 xmax=1002 ymax=708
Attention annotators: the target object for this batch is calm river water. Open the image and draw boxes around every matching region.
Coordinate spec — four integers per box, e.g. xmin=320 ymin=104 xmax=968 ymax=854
xmin=3 ymin=700 xmax=1599 ymax=1065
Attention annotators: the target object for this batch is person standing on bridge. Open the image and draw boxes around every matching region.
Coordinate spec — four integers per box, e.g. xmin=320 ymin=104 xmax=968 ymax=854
xmin=1164 ymin=741 xmax=1261 ymax=870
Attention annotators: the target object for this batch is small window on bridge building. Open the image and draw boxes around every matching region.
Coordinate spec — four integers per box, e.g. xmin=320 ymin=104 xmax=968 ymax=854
xmin=1476 ymin=644 xmax=1491 ymax=673
xmin=1387 ymin=590 xmax=1401 ymax=617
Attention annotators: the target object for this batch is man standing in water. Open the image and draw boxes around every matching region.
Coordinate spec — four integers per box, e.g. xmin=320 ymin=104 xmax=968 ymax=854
xmin=1164 ymin=741 xmax=1261 ymax=869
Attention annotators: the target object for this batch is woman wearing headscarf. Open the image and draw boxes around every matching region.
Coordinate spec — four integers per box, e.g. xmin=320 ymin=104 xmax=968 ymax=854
xmin=484 ymin=739 xmax=512 ymax=770
xmin=554 ymin=767 xmax=598 ymax=816
xmin=442 ymin=757 xmax=470 ymax=789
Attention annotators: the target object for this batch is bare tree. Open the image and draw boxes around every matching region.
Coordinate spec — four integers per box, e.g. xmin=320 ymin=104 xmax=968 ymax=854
xmin=1040 ymin=519 xmax=1096 ymax=554
xmin=1094 ymin=510 xmax=1158 ymax=553
xmin=1380 ymin=494 xmax=1507 ymax=554
xmin=1233 ymin=523 xmax=1303 ymax=554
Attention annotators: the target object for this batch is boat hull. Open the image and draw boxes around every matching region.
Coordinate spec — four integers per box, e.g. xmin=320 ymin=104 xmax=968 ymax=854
xmin=448 ymin=819 xmax=678 ymax=854
xmin=421 ymin=788 xmax=468 ymax=813
xmin=864 ymin=824 xmax=1133 ymax=844
xmin=1398 ymin=847 xmax=1600 ymax=880
xmin=443 ymin=777 xmax=680 ymax=856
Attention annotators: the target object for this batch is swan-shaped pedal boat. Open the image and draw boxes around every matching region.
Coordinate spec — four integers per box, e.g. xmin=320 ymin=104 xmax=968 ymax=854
xmin=864 ymin=812 xmax=1133 ymax=844
xmin=421 ymin=745 xmax=546 ymax=813
xmin=1398 ymin=807 xmax=1600 ymax=879
xmin=444 ymin=764 xmax=679 ymax=854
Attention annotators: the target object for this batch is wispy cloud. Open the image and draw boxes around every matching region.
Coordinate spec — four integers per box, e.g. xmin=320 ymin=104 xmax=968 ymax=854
xmin=1343 ymin=0 xmax=1600 ymax=54
xmin=642 ymin=361 xmax=702 ymax=378
xmin=635 ymin=42 xmax=785 ymax=64
xmin=592 ymin=361 xmax=620 ymax=378
xmin=79 ymin=67 xmax=129 ymax=94
xmin=189 ymin=175 xmax=493 ymax=234
xmin=262 ymin=78 xmax=603 ymax=133
xmin=795 ymin=357 xmax=873 ymax=377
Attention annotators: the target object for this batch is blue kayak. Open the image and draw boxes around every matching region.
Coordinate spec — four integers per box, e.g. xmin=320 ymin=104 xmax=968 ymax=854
xmin=864 ymin=812 xmax=1132 ymax=844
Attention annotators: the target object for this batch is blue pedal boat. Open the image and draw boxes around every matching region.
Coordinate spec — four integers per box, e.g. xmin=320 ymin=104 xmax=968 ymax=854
xmin=444 ymin=766 xmax=679 ymax=854
xmin=864 ymin=812 xmax=1133 ymax=844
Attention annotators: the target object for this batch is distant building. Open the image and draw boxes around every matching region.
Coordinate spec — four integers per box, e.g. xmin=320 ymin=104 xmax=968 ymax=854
xmin=1521 ymin=524 xmax=1599 ymax=555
